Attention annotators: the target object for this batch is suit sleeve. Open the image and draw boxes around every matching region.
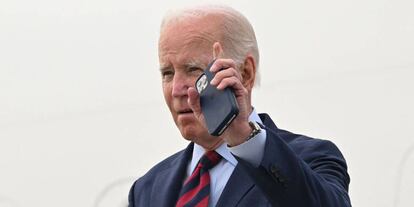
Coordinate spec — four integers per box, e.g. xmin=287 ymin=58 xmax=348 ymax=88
xmin=128 ymin=178 xmax=152 ymax=207
xmin=128 ymin=180 xmax=136 ymax=207
xmin=237 ymin=126 xmax=351 ymax=207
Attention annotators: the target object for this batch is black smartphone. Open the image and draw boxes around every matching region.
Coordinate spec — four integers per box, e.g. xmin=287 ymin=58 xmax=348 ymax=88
xmin=195 ymin=60 xmax=239 ymax=136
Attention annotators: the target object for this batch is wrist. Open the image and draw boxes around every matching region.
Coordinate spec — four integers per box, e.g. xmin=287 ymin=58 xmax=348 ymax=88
xmin=226 ymin=121 xmax=261 ymax=147
xmin=245 ymin=121 xmax=262 ymax=141
xmin=226 ymin=121 xmax=251 ymax=147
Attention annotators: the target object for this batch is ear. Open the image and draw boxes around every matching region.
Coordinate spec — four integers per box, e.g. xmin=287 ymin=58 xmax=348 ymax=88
xmin=241 ymin=55 xmax=256 ymax=90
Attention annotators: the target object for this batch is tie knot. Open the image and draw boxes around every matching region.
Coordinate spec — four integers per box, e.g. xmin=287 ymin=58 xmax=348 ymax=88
xmin=198 ymin=151 xmax=222 ymax=170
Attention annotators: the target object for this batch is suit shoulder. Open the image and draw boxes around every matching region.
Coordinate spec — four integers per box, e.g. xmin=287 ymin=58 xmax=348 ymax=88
xmin=128 ymin=149 xmax=188 ymax=206
xmin=137 ymin=149 xmax=185 ymax=183
xmin=276 ymin=128 xmax=344 ymax=157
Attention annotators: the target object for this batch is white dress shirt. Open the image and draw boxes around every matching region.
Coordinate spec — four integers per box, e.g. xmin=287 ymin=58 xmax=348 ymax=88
xmin=186 ymin=109 xmax=267 ymax=207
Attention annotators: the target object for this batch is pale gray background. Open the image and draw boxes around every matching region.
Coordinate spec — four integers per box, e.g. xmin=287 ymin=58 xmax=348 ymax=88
xmin=1 ymin=0 xmax=413 ymax=207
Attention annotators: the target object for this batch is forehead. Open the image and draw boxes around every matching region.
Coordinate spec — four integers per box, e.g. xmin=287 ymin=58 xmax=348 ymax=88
xmin=158 ymin=15 xmax=222 ymax=59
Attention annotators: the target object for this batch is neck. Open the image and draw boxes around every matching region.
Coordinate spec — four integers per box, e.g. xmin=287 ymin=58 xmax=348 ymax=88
xmin=195 ymin=136 xmax=224 ymax=151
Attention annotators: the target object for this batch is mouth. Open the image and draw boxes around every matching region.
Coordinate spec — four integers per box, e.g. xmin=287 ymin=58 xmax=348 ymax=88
xmin=177 ymin=109 xmax=193 ymax=115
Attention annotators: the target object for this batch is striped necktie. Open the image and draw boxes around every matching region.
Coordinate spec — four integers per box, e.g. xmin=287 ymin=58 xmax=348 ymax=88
xmin=176 ymin=150 xmax=222 ymax=207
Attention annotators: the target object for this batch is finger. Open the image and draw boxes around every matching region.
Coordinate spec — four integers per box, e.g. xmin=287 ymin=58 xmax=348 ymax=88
xmin=210 ymin=67 xmax=242 ymax=86
xmin=187 ymin=87 xmax=202 ymax=117
xmin=212 ymin=42 xmax=224 ymax=60
xmin=210 ymin=58 xmax=237 ymax=73
xmin=216 ymin=76 xmax=244 ymax=90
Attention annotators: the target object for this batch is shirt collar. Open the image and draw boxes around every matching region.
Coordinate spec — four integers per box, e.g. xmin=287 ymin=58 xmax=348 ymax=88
xmin=190 ymin=142 xmax=238 ymax=174
xmin=249 ymin=107 xmax=263 ymax=124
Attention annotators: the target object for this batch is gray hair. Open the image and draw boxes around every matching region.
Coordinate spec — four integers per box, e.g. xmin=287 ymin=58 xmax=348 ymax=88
xmin=160 ymin=5 xmax=260 ymax=85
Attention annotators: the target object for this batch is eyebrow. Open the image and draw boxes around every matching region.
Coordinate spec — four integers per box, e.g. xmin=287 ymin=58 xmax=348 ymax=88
xmin=159 ymin=64 xmax=172 ymax=72
xmin=184 ymin=59 xmax=206 ymax=69
xmin=159 ymin=59 xmax=207 ymax=72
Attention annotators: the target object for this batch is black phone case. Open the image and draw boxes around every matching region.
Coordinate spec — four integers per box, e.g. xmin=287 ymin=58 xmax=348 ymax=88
xmin=195 ymin=61 xmax=239 ymax=136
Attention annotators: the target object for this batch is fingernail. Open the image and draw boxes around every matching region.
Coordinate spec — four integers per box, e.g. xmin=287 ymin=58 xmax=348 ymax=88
xmin=211 ymin=78 xmax=218 ymax=85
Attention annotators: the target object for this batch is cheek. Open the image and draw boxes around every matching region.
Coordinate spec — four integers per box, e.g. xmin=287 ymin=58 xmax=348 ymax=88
xmin=162 ymin=83 xmax=173 ymax=107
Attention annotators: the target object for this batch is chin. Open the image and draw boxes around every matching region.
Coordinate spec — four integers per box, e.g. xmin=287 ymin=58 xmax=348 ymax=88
xmin=179 ymin=126 xmax=199 ymax=140
xmin=177 ymin=124 xmax=206 ymax=141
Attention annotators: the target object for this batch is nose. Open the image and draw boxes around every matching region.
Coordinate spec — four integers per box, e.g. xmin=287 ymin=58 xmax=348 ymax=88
xmin=171 ymin=73 xmax=191 ymax=98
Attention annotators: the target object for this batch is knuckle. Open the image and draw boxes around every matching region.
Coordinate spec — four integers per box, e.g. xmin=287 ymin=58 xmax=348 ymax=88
xmin=216 ymin=58 xmax=236 ymax=68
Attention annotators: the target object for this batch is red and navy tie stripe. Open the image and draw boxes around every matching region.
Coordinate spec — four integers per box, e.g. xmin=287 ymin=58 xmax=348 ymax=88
xmin=176 ymin=151 xmax=222 ymax=207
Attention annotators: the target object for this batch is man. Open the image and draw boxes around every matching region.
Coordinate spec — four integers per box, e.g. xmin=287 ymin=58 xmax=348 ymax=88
xmin=129 ymin=5 xmax=351 ymax=207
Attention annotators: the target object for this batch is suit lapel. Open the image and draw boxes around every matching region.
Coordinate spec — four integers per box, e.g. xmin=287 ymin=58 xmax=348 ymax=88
xmin=259 ymin=113 xmax=278 ymax=130
xmin=148 ymin=116 xmax=275 ymax=207
xmin=150 ymin=143 xmax=193 ymax=207
xmin=216 ymin=113 xmax=276 ymax=207
xmin=216 ymin=163 xmax=255 ymax=207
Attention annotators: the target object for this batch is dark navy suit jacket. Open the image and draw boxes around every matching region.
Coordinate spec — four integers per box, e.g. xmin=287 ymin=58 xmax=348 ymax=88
xmin=128 ymin=114 xmax=351 ymax=207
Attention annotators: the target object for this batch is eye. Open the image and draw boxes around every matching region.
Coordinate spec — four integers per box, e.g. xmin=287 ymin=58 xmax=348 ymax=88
xmin=189 ymin=66 xmax=201 ymax=71
xmin=161 ymin=69 xmax=174 ymax=81
xmin=188 ymin=66 xmax=204 ymax=75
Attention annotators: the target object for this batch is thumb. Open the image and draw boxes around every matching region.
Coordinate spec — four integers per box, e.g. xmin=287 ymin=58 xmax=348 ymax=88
xmin=187 ymin=87 xmax=203 ymax=118
xmin=212 ymin=42 xmax=224 ymax=59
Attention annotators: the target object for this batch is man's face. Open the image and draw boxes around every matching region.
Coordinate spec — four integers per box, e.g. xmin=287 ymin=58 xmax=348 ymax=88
xmin=158 ymin=17 xmax=219 ymax=140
